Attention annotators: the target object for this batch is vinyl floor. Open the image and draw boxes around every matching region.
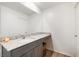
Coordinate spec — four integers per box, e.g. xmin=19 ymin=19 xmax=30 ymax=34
xmin=44 ymin=49 xmax=70 ymax=57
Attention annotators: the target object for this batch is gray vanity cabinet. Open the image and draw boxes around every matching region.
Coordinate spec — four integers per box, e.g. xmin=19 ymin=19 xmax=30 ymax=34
xmin=2 ymin=39 xmax=43 ymax=57
xmin=2 ymin=34 xmax=51 ymax=57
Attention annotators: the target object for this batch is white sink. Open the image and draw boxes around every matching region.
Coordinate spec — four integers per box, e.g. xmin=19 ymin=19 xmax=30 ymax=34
xmin=17 ymin=38 xmax=35 ymax=44
xmin=17 ymin=35 xmax=45 ymax=44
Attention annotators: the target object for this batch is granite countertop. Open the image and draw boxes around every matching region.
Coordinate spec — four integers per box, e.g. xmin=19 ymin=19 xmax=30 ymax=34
xmin=0 ymin=33 xmax=50 ymax=51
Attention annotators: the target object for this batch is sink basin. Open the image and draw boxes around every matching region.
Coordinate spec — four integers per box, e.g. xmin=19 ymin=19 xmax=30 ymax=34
xmin=17 ymin=35 xmax=42 ymax=44
xmin=17 ymin=37 xmax=35 ymax=44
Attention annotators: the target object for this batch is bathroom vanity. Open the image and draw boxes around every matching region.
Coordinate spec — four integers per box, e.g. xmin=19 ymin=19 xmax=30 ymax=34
xmin=1 ymin=33 xmax=52 ymax=57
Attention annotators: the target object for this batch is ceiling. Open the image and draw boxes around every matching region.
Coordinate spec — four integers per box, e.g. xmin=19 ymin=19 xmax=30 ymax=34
xmin=0 ymin=2 xmax=36 ymax=15
xmin=0 ymin=2 xmax=62 ymax=16
xmin=34 ymin=2 xmax=62 ymax=11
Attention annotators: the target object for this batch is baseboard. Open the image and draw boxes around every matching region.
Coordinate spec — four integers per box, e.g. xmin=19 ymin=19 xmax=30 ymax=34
xmin=53 ymin=50 xmax=71 ymax=57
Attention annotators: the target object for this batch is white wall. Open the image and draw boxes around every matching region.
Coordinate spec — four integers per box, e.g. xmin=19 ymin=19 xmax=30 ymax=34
xmin=1 ymin=5 xmax=29 ymax=36
xmin=0 ymin=5 xmax=29 ymax=56
xmin=28 ymin=3 xmax=76 ymax=56
xmin=28 ymin=14 xmax=43 ymax=33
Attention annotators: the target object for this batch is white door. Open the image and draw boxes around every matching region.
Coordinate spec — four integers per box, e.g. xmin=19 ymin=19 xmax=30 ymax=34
xmin=76 ymin=3 xmax=79 ymax=57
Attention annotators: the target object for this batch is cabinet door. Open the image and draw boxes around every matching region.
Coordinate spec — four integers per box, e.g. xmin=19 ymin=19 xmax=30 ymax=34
xmin=44 ymin=36 xmax=53 ymax=50
xmin=34 ymin=44 xmax=43 ymax=57
xmin=21 ymin=49 xmax=33 ymax=57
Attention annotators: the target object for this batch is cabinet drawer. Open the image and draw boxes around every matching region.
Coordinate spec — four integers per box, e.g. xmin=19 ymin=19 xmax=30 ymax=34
xmin=42 ymin=35 xmax=51 ymax=42
xmin=32 ymin=39 xmax=42 ymax=47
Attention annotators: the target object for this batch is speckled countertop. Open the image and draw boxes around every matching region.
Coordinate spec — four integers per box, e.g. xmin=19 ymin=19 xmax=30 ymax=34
xmin=0 ymin=33 xmax=50 ymax=51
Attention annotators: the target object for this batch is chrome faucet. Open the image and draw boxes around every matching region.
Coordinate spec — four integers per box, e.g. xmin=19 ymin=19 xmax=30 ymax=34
xmin=19 ymin=34 xmax=25 ymax=39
